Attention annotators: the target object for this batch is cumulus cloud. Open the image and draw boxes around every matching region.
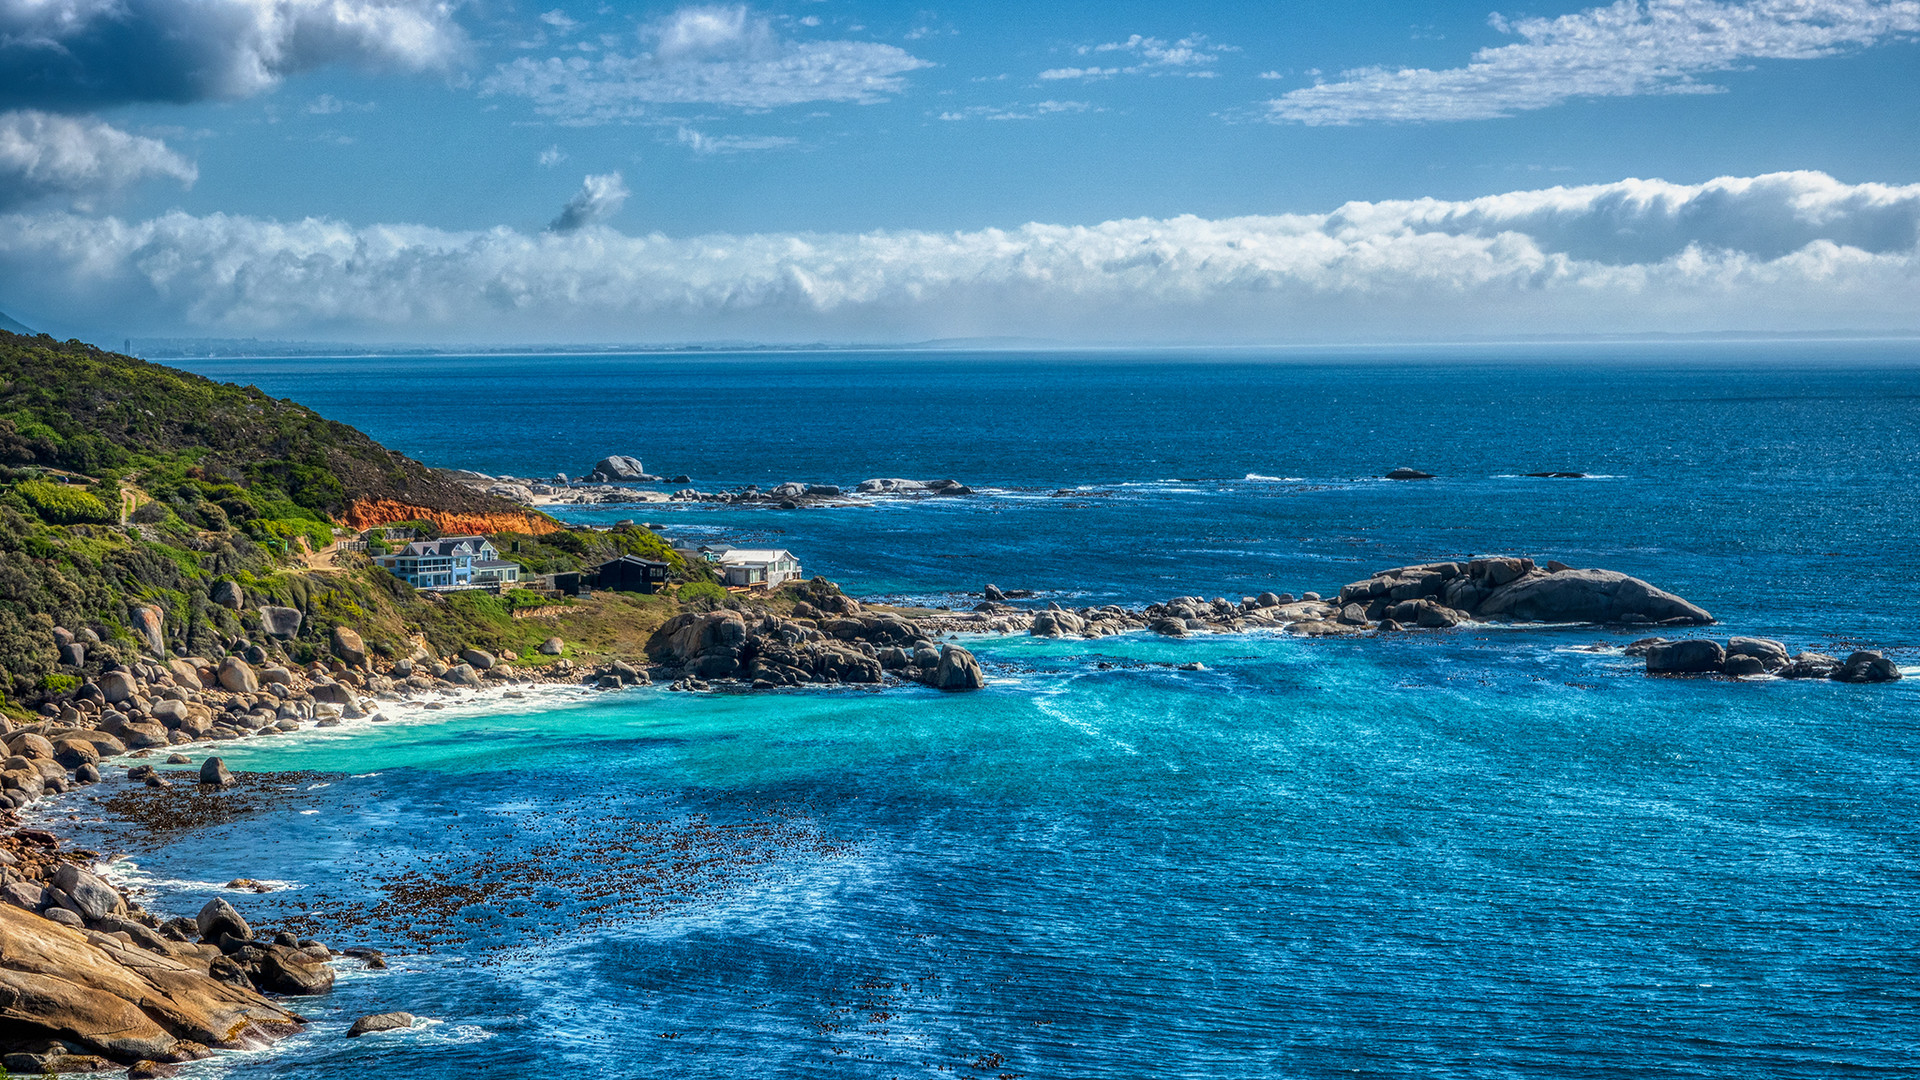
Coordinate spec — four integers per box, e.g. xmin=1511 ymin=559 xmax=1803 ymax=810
xmin=1040 ymin=33 xmax=1232 ymax=80
xmin=0 ymin=0 xmax=463 ymax=109
xmin=1267 ymin=0 xmax=1920 ymax=124
xmin=547 ymin=172 xmax=628 ymax=232
xmin=2 ymin=171 xmax=1916 ymax=341
xmin=483 ymin=3 xmax=930 ymax=120
xmin=0 ymin=110 xmax=196 ymax=208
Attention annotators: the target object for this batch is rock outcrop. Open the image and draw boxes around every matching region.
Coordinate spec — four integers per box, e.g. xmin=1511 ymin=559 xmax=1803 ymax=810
xmin=1335 ymin=558 xmax=1712 ymax=629
xmin=591 ymin=456 xmax=657 ymax=482
xmin=1637 ymin=638 xmax=1902 ymax=683
xmin=0 ymin=885 xmax=303 ymax=1065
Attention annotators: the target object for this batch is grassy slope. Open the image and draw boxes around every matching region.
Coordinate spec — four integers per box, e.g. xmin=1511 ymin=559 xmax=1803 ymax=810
xmin=0 ymin=330 xmax=711 ymax=715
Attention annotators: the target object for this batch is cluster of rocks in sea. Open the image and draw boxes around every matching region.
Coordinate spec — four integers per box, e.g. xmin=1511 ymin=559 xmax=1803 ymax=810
xmin=1630 ymin=636 xmax=1903 ymax=682
xmin=645 ymin=593 xmax=985 ymax=691
xmin=447 ymin=462 xmax=980 ymax=510
xmin=0 ymin=821 xmax=402 ymax=1072
xmin=911 ymin=557 xmax=1717 ymax=642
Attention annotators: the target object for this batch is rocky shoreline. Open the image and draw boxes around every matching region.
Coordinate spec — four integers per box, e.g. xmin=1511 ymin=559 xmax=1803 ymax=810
xmin=3 ymin=552 xmax=1902 ymax=1075
xmin=447 ymin=466 xmax=978 ymax=511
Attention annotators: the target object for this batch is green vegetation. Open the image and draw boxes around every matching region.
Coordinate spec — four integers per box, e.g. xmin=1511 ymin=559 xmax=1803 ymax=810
xmin=0 ymin=330 xmax=708 ymax=710
xmin=9 ymin=478 xmax=114 ymax=524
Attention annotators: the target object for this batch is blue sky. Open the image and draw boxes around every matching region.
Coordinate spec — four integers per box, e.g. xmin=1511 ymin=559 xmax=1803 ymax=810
xmin=2 ymin=0 xmax=1918 ymax=343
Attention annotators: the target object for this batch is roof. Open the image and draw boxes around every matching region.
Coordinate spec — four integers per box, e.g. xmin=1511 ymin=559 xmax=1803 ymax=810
xmin=597 ymin=554 xmax=669 ymax=569
xmin=717 ymin=548 xmax=794 ymax=564
xmin=397 ymin=535 xmax=492 ymax=557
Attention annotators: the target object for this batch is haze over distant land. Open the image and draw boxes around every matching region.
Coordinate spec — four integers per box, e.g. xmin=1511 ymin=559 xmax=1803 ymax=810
xmin=1 ymin=1 xmax=1917 ymax=344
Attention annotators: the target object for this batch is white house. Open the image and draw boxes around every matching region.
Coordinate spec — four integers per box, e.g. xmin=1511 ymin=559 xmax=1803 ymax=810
xmin=375 ymin=535 xmax=521 ymax=590
xmin=716 ymin=549 xmax=801 ymax=589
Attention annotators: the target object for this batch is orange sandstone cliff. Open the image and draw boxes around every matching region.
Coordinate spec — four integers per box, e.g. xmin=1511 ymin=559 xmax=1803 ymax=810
xmin=341 ymin=498 xmax=564 ymax=537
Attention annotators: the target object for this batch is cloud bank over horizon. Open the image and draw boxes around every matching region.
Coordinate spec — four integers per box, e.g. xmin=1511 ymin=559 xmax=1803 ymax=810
xmin=2 ymin=171 xmax=1916 ymax=344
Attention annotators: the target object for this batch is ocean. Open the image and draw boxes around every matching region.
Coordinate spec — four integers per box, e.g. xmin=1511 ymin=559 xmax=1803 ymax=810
xmin=46 ymin=344 xmax=1920 ymax=1077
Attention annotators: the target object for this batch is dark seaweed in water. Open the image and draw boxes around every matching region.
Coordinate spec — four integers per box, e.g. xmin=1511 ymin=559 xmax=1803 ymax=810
xmin=95 ymin=771 xmax=348 ymax=842
xmin=283 ymin=798 xmax=854 ymax=954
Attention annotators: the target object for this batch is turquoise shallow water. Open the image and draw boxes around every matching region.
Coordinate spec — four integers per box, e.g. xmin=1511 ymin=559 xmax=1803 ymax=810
xmin=48 ymin=348 xmax=1920 ymax=1077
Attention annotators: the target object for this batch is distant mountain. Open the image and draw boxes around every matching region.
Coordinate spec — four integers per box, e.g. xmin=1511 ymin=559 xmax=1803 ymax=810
xmin=0 ymin=311 xmax=31 ymax=335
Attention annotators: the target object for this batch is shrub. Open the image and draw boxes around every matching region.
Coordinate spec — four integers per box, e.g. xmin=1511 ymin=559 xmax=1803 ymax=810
xmin=676 ymin=581 xmax=729 ymax=610
xmin=13 ymin=479 xmax=114 ymax=524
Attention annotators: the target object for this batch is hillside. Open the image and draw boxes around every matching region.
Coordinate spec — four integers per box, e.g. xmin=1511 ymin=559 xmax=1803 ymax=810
xmin=0 ymin=329 xmax=711 ymax=715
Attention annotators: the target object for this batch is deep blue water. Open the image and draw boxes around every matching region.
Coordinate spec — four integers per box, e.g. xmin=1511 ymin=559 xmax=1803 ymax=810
xmin=45 ymin=346 xmax=1920 ymax=1077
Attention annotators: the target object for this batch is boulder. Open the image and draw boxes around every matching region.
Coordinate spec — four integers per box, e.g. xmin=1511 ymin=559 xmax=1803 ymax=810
xmin=442 ymin=664 xmax=481 ymax=687
xmin=1833 ymin=650 xmax=1901 ymax=684
xmin=538 ymin=637 xmax=564 ymax=656
xmin=459 ymin=647 xmax=496 ymax=670
xmin=210 ymin=580 xmax=244 ymax=611
xmin=1384 ymin=468 xmax=1434 ymax=480
xmin=257 ymin=607 xmax=302 ymax=640
xmin=99 ymin=670 xmax=137 ymax=705
xmin=330 ymin=627 xmax=368 ymax=668
xmin=0 ymin=903 xmax=299 ymax=1063
xmin=51 ymin=864 xmax=126 ymax=923
xmin=593 ymin=455 xmax=651 ymax=481
xmin=982 ymin=584 xmax=1008 ymax=604
xmin=59 ymin=642 xmax=86 ymax=667
xmin=254 ymin=944 xmax=335 ymax=996
xmin=216 ymin=657 xmax=258 ymax=694
xmin=165 ymin=658 xmax=205 ymax=688
xmin=1725 ymin=637 xmax=1789 ymax=668
xmin=1646 ymin=639 xmax=1726 ymax=675
xmin=50 ymin=736 xmax=100 ymax=769
xmin=1477 ymin=568 xmax=1713 ymax=625
xmin=1722 ymin=654 xmax=1769 ymax=677
xmin=7 ymin=732 xmax=56 ymax=760
xmin=930 ymin=645 xmax=986 ymax=691
xmin=199 ymin=757 xmax=234 ymax=788
xmin=855 ymin=478 xmax=929 ymax=495
xmin=196 ymin=898 xmax=250 ymax=944
xmin=1777 ymin=651 xmax=1841 ymax=680
xmin=130 ymin=605 xmax=166 ymax=656
xmin=346 ymin=1011 xmax=416 ymax=1038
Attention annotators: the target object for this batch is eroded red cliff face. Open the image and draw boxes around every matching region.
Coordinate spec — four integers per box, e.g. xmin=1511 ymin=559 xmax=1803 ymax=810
xmin=341 ymin=498 xmax=562 ymax=537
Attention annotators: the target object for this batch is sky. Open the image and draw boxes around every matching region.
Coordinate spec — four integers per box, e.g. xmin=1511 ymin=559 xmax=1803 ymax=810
xmin=0 ymin=0 xmax=1917 ymax=345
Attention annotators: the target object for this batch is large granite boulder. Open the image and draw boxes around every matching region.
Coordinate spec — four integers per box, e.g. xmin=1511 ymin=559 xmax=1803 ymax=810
xmin=257 ymin=607 xmax=302 ymax=640
xmin=99 ymin=670 xmax=138 ymax=704
xmin=166 ymin=658 xmax=205 ymax=688
xmin=1645 ymin=639 xmax=1726 ymax=674
xmin=330 ymin=627 xmax=368 ymax=668
xmin=649 ymin=611 xmax=749 ymax=679
xmin=0 ymin=903 xmax=300 ymax=1064
xmin=210 ymin=580 xmax=244 ymax=611
xmin=254 ymin=945 xmax=334 ymax=996
xmin=593 ymin=456 xmax=650 ymax=481
xmin=129 ymin=605 xmax=166 ymax=656
xmin=51 ymin=865 xmax=125 ymax=923
xmin=217 ymin=657 xmax=258 ymax=694
xmin=1478 ymin=568 xmax=1712 ymax=625
xmin=930 ymin=645 xmax=986 ymax=691
xmin=347 ymin=1011 xmax=415 ymax=1037
xmin=1833 ymin=650 xmax=1901 ymax=684
xmin=855 ymin=478 xmax=928 ymax=495
xmin=458 ymin=647 xmax=496 ymax=670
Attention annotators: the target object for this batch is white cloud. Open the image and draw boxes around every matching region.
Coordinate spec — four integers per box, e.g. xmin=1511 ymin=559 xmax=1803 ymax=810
xmin=1040 ymin=33 xmax=1233 ymax=80
xmin=483 ymin=3 xmax=930 ymax=121
xmin=547 ymin=171 xmax=628 ymax=232
xmin=936 ymin=100 xmax=1097 ymax=121
xmin=3 ymin=171 xmax=1917 ymax=341
xmin=674 ymin=126 xmax=797 ymax=153
xmin=1266 ymin=0 xmax=1920 ymax=124
xmin=0 ymin=0 xmax=463 ymax=108
xmin=539 ymin=8 xmax=578 ymax=33
xmin=538 ymin=144 xmax=568 ymax=167
xmin=306 ymin=94 xmax=376 ymax=114
xmin=0 ymin=110 xmax=197 ymax=208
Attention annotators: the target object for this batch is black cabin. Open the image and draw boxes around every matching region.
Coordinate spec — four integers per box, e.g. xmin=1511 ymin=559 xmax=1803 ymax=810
xmin=592 ymin=555 xmax=670 ymax=594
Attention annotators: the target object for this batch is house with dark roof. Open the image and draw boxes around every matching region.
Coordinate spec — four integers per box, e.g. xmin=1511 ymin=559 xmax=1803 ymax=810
xmin=592 ymin=554 xmax=670 ymax=594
